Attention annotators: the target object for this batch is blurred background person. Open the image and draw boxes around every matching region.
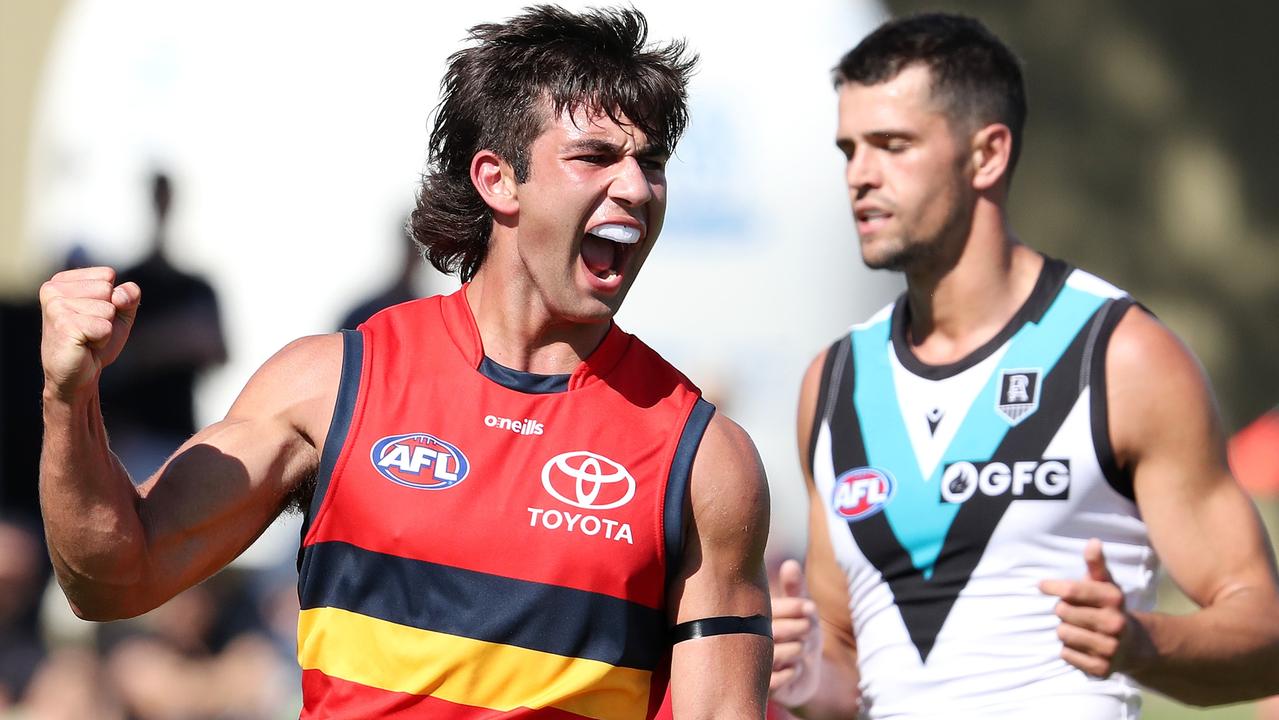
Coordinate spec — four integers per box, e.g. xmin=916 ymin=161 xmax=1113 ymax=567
xmin=0 ymin=300 xmax=44 ymax=523
xmin=335 ymin=214 xmax=423 ymax=330
xmin=0 ymin=516 xmax=48 ymax=710
xmin=100 ymin=578 xmax=296 ymax=720
xmin=98 ymin=170 xmax=228 ymax=481
xmin=17 ymin=646 xmax=126 ymax=720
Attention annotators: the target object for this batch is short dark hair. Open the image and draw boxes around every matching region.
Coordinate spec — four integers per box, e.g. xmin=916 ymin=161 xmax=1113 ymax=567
xmin=835 ymin=13 xmax=1027 ymax=177
xmin=412 ymin=5 xmax=698 ymax=282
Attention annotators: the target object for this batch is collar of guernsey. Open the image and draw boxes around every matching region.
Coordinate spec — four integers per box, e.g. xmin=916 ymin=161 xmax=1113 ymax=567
xmin=443 ymin=282 xmax=631 ymax=389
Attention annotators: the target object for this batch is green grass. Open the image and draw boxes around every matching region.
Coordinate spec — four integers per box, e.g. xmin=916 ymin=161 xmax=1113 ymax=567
xmin=1142 ymin=693 xmax=1260 ymax=720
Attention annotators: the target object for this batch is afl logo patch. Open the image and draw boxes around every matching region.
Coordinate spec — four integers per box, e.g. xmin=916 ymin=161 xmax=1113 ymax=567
xmin=370 ymin=433 xmax=470 ymax=490
xmin=832 ymin=467 xmax=895 ymax=521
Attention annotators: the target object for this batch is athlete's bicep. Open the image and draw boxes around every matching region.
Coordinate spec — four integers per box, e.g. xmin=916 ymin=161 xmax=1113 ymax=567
xmin=129 ymin=333 xmax=341 ymax=611
xmin=1110 ymin=309 xmax=1277 ymax=605
xmin=668 ymin=413 xmax=771 ymax=718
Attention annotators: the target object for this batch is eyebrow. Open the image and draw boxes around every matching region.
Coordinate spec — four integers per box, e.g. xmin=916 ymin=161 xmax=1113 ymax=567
xmin=867 ymin=129 xmax=917 ymax=141
xmin=836 ymin=129 xmax=918 ymax=150
xmin=564 ymin=138 xmax=670 ymax=159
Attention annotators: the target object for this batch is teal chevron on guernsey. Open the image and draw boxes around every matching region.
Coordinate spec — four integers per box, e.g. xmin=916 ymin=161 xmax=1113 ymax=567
xmin=851 ymin=284 xmax=1108 ymax=579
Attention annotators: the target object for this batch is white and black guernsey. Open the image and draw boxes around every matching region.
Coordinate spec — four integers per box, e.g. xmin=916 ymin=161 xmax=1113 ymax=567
xmin=810 ymin=257 xmax=1156 ymax=719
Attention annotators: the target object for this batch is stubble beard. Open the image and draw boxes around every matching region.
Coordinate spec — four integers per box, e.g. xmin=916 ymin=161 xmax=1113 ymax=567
xmin=862 ymin=236 xmax=939 ymax=272
xmin=863 ymin=183 xmax=974 ymax=275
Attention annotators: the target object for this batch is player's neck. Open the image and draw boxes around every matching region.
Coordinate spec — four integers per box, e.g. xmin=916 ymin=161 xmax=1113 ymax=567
xmin=464 ymin=269 xmax=610 ymax=376
xmin=903 ymin=221 xmax=1042 ymax=366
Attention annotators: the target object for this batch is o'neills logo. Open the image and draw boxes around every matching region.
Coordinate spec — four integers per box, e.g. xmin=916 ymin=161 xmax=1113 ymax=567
xmin=484 ymin=414 xmax=545 ymax=436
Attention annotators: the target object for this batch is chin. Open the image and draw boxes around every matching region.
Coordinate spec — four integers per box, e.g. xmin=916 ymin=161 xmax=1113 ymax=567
xmin=559 ymin=294 xmax=622 ymax=325
xmin=861 ymin=245 xmax=906 ymax=271
xmin=861 ymin=236 xmax=932 ymax=273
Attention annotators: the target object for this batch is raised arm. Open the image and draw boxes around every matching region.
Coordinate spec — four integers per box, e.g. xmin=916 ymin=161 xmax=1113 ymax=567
xmin=1040 ymin=307 xmax=1279 ymax=704
xmin=666 ymin=412 xmax=772 ymax=719
xmin=770 ymin=349 xmax=861 ymax=720
xmin=39 ymin=267 xmax=338 ymax=620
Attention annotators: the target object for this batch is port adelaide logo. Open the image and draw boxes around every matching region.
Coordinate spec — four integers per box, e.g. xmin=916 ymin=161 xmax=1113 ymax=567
xmin=528 ymin=451 xmax=636 ymax=544
xmin=370 ymin=433 xmax=470 ymax=490
xmin=832 ymin=467 xmax=896 ymax=522
xmin=996 ymin=368 xmax=1042 ymax=425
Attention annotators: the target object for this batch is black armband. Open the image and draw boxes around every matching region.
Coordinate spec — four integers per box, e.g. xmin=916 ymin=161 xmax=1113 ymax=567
xmin=670 ymin=614 xmax=771 ymax=643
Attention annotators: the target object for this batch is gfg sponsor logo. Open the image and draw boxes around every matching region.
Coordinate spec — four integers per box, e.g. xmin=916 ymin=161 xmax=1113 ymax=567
xmin=940 ymin=459 xmax=1070 ymax=503
xmin=484 ymin=414 xmax=545 ymax=436
xmin=832 ymin=468 xmax=895 ymax=522
xmin=528 ymin=450 xmax=635 ymax=544
xmin=370 ymin=433 xmax=469 ymax=490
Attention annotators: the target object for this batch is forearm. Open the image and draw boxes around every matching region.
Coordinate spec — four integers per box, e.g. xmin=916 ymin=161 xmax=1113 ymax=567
xmin=40 ymin=388 xmax=150 ymax=618
xmin=1127 ymin=590 xmax=1279 ymax=705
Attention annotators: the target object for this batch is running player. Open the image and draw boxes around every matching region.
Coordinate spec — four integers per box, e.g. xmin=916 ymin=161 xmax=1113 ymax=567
xmin=769 ymin=12 xmax=1279 ymax=718
xmin=39 ymin=7 xmax=771 ymax=718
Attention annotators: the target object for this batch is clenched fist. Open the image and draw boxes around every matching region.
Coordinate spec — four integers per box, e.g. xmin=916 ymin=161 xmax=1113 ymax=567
xmin=40 ymin=267 xmax=141 ymax=401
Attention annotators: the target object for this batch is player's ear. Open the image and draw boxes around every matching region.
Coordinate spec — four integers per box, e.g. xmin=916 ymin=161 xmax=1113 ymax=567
xmin=970 ymin=123 xmax=1012 ymax=192
xmin=471 ymin=150 xmax=519 ymax=216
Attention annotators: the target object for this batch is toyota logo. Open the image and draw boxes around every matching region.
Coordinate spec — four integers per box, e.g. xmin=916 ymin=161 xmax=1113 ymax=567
xmin=541 ymin=451 xmax=636 ymax=510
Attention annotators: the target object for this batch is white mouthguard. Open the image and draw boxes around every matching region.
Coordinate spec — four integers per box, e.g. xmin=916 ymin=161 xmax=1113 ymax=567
xmin=589 ymin=223 xmax=641 ymax=244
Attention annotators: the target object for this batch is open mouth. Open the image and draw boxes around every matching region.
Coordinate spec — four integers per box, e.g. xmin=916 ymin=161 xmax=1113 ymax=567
xmin=855 ymin=207 xmax=892 ymax=235
xmin=580 ymin=223 xmax=641 ymax=281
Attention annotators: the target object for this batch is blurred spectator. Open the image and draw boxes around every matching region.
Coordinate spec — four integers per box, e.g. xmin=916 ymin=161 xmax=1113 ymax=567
xmin=0 ymin=301 xmax=43 ymax=521
xmin=1 ymin=246 xmax=95 ymax=521
xmin=336 ymin=214 xmax=421 ymax=330
xmin=18 ymin=646 xmax=125 ymax=720
xmin=0 ymin=517 xmax=48 ymax=709
xmin=99 ymin=171 xmax=228 ymax=481
xmin=96 ymin=572 xmax=297 ymax=720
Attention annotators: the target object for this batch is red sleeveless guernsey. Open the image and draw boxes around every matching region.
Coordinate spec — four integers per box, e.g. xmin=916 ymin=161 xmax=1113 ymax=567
xmin=297 ymin=287 xmax=712 ymax=719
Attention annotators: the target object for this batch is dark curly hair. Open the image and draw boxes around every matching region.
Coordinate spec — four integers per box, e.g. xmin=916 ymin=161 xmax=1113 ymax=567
xmin=411 ymin=5 xmax=698 ymax=281
xmin=835 ymin=13 xmax=1027 ymax=179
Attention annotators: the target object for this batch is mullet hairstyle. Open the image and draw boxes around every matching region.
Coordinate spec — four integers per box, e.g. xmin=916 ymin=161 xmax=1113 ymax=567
xmin=412 ymin=5 xmax=698 ymax=281
xmin=835 ymin=12 xmax=1027 ymax=179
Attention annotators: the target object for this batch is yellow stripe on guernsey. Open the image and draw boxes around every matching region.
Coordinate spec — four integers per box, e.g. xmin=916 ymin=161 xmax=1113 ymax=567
xmin=298 ymin=607 xmax=652 ymax=720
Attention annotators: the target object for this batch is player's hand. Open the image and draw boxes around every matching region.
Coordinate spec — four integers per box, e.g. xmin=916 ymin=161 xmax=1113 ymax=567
xmin=770 ymin=559 xmax=822 ymax=708
xmin=40 ymin=267 xmax=141 ymax=401
xmin=1039 ymin=538 xmax=1141 ymax=678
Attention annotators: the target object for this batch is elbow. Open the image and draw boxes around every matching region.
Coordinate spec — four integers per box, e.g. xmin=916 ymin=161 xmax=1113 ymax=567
xmin=50 ymin=553 xmax=154 ymax=622
xmin=56 ymin=573 xmax=150 ymax=622
xmin=65 ymin=597 xmax=124 ymax=623
xmin=60 ymin=583 xmax=155 ymax=622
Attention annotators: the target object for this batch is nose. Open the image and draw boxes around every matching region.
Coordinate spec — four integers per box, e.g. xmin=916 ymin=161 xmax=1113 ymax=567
xmin=846 ymin=147 xmax=880 ymax=196
xmin=609 ymin=156 xmax=654 ymax=207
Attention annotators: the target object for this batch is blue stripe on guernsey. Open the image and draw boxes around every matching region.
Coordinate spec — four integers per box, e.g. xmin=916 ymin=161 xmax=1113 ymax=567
xmin=665 ymin=397 xmax=715 ymax=588
xmin=852 ymin=318 xmax=950 ymax=579
xmin=301 ymin=329 xmax=363 ymax=547
xmin=298 ymin=540 xmax=665 ymax=670
xmin=853 ymin=285 xmax=1107 ymax=578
